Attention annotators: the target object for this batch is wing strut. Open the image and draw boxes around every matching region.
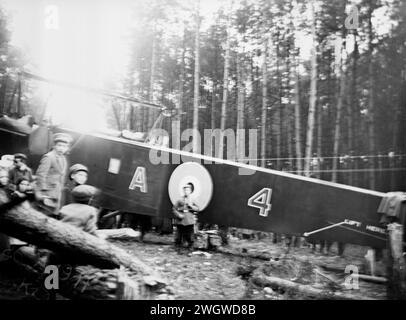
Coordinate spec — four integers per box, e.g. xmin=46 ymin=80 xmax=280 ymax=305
xmin=303 ymin=221 xmax=347 ymax=237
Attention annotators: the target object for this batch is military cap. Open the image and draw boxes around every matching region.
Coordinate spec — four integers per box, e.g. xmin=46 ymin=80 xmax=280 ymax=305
xmin=71 ymin=185 xmax=99 ymax=203
xmin=13 ymin=153 xmax=27 ymax=161
xmin=69 ymin=164 xmax=89 ymax=179
xmin=53 ymin=133 xmax=72 ymax=144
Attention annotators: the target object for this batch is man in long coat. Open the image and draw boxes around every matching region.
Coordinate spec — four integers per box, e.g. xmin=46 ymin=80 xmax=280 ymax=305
xmin=35 ymin=133 xmax=72 ymax=216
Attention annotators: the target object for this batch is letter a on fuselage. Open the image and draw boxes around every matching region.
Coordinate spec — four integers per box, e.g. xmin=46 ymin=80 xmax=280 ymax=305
xmin=129 ymin=166 xmax=147 ymax=193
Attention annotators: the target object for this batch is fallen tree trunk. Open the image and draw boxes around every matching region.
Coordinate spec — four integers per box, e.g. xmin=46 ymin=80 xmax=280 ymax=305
xmin=251 ymin=269 xmax=376 ymax=300
xmin=96 ymin=228 xmax=141 ymax=241
xmin=357 ymin=274 xmax=387 ymax=284
xmin=0 ymin=200 xmax=165 ymax=288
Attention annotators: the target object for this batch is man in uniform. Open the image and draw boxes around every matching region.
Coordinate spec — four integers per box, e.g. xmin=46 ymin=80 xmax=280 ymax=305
xmin=173 ymin=183 xmax=199 ymax=251
xmin=35 ymin=133 xmax=72 ymax=216
xmin=8 ymin=153 xmax=34 ymax=190
xmin=59 ymin=184 xmax=99 ymax=236
xmin=42 ymin=185 xmax=100 ymax=267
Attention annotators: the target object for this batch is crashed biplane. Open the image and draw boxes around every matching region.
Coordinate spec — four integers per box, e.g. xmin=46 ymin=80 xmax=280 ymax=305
xmin=0 ymin=71 xmax=387 ymax=249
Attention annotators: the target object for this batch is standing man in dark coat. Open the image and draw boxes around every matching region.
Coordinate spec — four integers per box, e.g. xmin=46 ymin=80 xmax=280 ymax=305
xmin=173 ymin=183 xmax=199 ymax=251
xmin=35 ymin=133 xmax=72 ymax=216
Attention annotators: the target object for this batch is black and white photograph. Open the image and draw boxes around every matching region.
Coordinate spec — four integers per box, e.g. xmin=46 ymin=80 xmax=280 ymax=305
xmin=0 ymin=0 xmax=405 ymax=305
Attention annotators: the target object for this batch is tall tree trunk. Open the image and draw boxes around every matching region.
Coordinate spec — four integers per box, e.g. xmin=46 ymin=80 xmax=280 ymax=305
xmin=294 ymin=53 xmax=302 ymax=174
xmin=246 ymin=53 xmax=257 ymax=130
xmin=346 ymin=34 xmax=356 ymax=186
xmin=192 ymin=0 xmax=201 ymax=153
xmin=332 ymin=19 xmax=347 ymax=183
xmin=0 ymin=73 xmax=8 ymax=115
xmin=212 ymin=23 xmax=221 ymax=131
xmin=236 ymin=55 xmax=245 ymax=161
xmin=128 ymin=73 xmax=141 ymax=132
xmin=219 ymin=1 xmax=232 ymax=159
xmin=332 ymin=62 xmax=346 ymax=183
xmin=276 ymin=31 xmax=282 ymax=170
xmin=137 ymin=83 xmax=145 ymax=132
xmin=367 ymin=1 xmax=376 ymax=189
xmin=17 ymin=76 xmax=22 ymax=117
xmin=176 ymin=28 xmax=187 ymax=150
xmin=211 ymin=31 xmax=219 ymax=131
xmin=286 ymin=47 xmax=293 ymax=171
xmin=261 ymin=29 xmax=268 ymax=168
xmin=211 ymin=84 xmax=216 ymax=130
xmin=148 ymin=24 xmax=157 ymax=131
xmin=304 ymin=0 xmax=318 ymax=177
xmin=290 ymin=0 xmax=303 ymax=175
xmin=351 ymin=33 xmax=360 ymax=186
xmin=391 ymin=66 xmax=406 ymax=190
xmin=286 ymin=109 xmax=293 ymax=171
xmin=346 ymin=92 xmax=354 ymax=186
xmin=129 ymin=103 xmax=135 ymax=131
xmin=316 ymin=100 xmax=322 ymax=179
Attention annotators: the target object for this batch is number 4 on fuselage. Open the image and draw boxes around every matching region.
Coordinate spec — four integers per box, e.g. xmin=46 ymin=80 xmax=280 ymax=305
xmin=247 ymin=188 xmax=272 ymax=217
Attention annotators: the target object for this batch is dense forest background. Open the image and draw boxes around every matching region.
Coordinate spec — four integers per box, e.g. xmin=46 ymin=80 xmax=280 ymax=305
xmin=0 ymin=0 xmax=405 ymax=192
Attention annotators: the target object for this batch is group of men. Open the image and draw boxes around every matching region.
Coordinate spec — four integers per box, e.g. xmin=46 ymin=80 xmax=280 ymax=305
xmin=0 ymin=133 xmax=100 ymax=241
xmin=0 ymin=153 xmax=33 ymax=202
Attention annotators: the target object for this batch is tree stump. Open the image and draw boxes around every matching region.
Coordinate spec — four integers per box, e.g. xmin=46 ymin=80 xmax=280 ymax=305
xmin=386 ymin=223 xmax=406 ymax=299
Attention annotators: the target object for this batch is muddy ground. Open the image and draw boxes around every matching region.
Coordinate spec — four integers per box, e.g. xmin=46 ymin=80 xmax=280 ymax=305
xmin=0 ymin=232 xmax=387 ymax=300
xmin=118 ymin=233 xmax=387 ymax=300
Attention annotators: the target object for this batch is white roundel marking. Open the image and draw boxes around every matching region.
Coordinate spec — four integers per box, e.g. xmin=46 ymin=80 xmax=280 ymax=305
xmin=168 ymin=162 xmax=213 ymax=211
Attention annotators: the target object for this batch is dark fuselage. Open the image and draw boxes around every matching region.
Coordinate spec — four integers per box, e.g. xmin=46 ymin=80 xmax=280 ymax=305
xmin=0 ymin=124 xmax=387 ymax=248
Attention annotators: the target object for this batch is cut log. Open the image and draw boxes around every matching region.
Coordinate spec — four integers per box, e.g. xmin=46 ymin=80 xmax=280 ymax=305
xmin=194 ymin=232 xmax=209 ymax=250
xmin=357 ymin=274 xmax=387 ymax=284
xmin=208 ymin=234 xmax=222 ymax=248
xmin=96 ymin=228 xmax=141 ymax=241
xmin=0 ymin=199 xmax=166 ymax=288
xmin=251 ymin=269 xmax=376 ymax=300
